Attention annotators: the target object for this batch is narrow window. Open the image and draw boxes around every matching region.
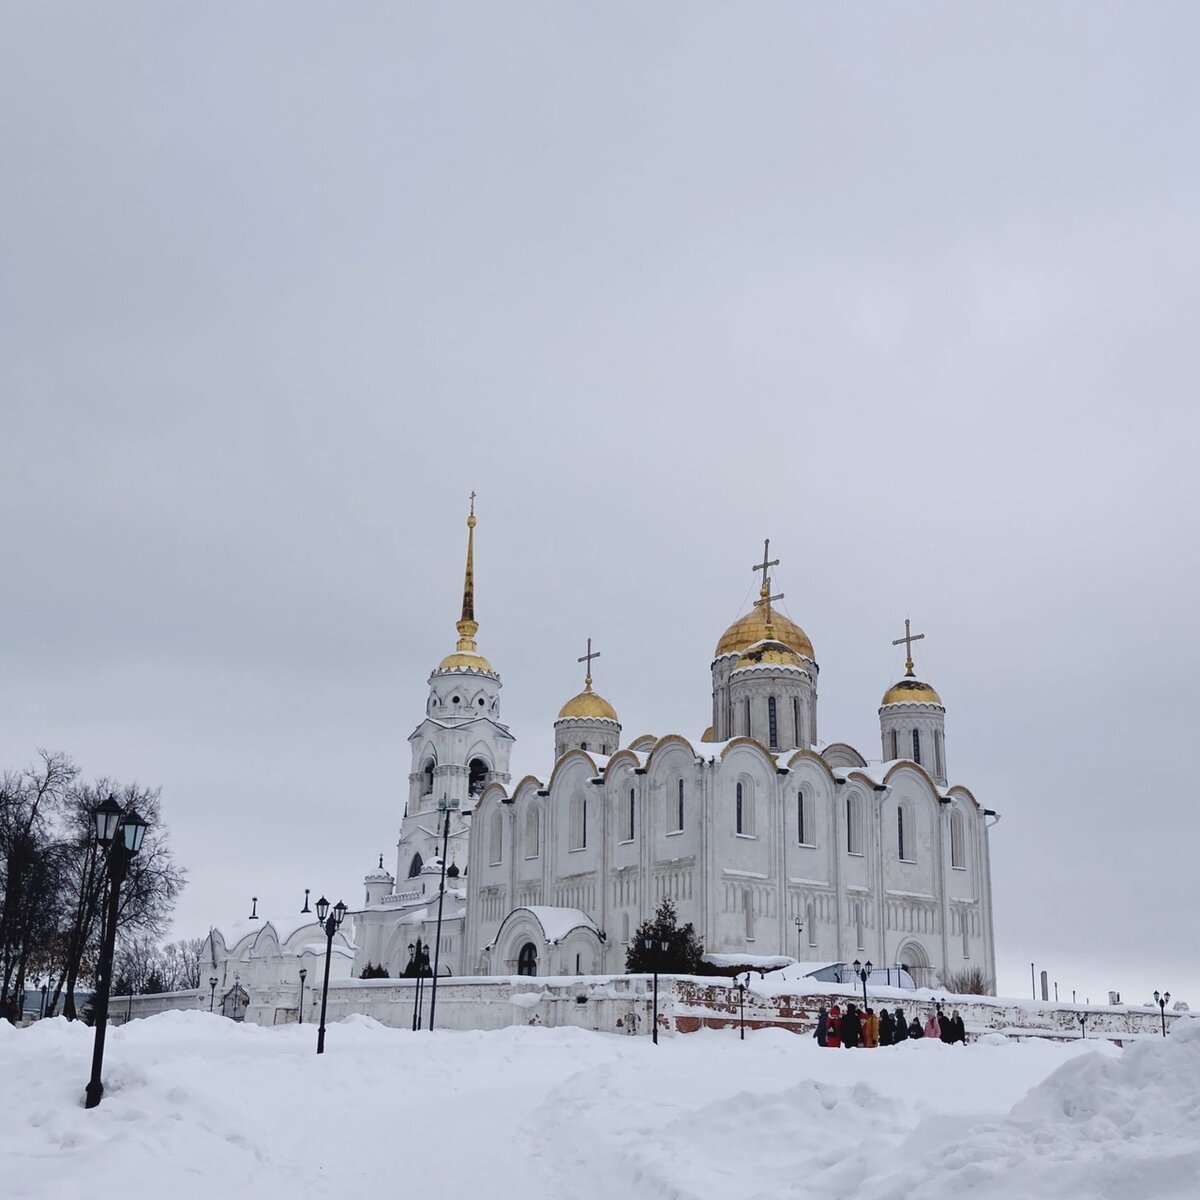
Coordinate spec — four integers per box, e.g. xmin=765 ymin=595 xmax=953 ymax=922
xmin=912 ymin=729 xmax=922 ymax=765
xmin=934 ymin=729 xmax=944 ymax=779
xmin=421 ymin=758 xmax=435 ymax=794
xmin=580 ymin=741 xmax=588 ymax=752
xmin=846 ymin=796 xmax=861 ymax=854
xmin=736 ymin=781 xmax=744 ymax=834
xmin=768 ymin=697 xmax=778 ymax=749
xmin=570 ymin=794 xmax=587 ymax=850
xmin=408 ymin=852 xmax=424 ymax=879
xmin=793 ymin=697 xmax=801 ymax=746
xmin=797 ymin=789 xmax=807 ymax=845
xmin=489 ymin=810 xmax=503 ymax=865
xmin=889 ymin=729 xmax=898 ymax=760
xmin=951 ymin=809 xmax=966 ymax=869
xmin=625 ymin=788 xmax=636 ymax=841
xmin=745 ymin=698 xmax=751 ymax=736
xmin=526 ymin=808 xmax=540 ymax=858
xmin=897 ymin=807 xmax=906 ymax=860
xmin=676 ymin=779 xmax=685 ymax=832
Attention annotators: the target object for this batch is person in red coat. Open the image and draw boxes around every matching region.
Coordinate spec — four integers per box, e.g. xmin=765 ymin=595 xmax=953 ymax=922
xmin=825 ymin=1004 xmax=842 ymax=1047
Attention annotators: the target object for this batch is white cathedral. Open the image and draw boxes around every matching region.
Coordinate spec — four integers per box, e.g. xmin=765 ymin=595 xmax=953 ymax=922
xmin=352 ymin=505 xmax=998 ymax=991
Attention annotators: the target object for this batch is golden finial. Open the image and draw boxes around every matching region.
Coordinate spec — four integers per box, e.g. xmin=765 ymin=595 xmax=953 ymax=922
xmin=455 ymin=493 xmax=479 ymax=650
xmin=892 ymin=618 xmax=925 ymax=677
xmin=578 ymin=637 xmax=600 ymax=692
xmin=751 ymin=539 xmax=784 ymax=633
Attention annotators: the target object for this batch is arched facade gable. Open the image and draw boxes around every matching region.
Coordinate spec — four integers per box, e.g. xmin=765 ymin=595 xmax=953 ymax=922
xmin=604 ymin=748 xmax=642 ymax=775
xmin=477 ymin=780 xmax=511 ymax=808
xmin=547 ymin=748 xmax=600 ymax=792
xmin=646 ymin=733 xmax=699 ymax=767
xmin=784 ymin=748 xmax=838 ymax=783
xmin=509 ymin=776 xmax=545 ymax=802
xmin=945 ymin=784 xmax=983 ymax=813
xmin=249 ymin=923 xmax=282 ymax=958
xmin=883 ymin=759 xmax=943 ymax=798
xmin=878 ymin=766 xmax=942 ymax=822
xmin=626 ymin=733 xmax=657 ymax=752
xmin=821 ymin=742 xmax=867 ymax=768
xmin=717 ymin=735 xmax=772 ymax=762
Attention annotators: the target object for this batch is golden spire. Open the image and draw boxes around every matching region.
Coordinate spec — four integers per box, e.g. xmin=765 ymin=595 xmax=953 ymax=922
xmin=455 ymin=491 xmax=479 ymax=652
xmin=578 ymin=637 xmax=601 ymax=692
xmin=892 ymin=617 xmax=925 ymax=677
xmin=751 ymin=538 xmax=784 ymax=635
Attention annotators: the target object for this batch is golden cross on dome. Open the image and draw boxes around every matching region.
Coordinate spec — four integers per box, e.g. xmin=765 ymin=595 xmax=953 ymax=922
xmin=578 ymin=637 xmax=600 ymax=689
xmin=468 ymin=490 xmax=476 ymax=518
xmin=892 ymin=618 xmax=925 ymax=676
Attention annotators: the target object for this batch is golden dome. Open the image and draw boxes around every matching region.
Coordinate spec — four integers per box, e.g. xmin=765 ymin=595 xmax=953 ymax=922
xmin=734 ymin=638 xmax=804 ymax=671
xmin=700 ymin=726 xmax=715 ymax=743
xmin=881 ymin=676 xmax=943 ymax=706
xmin=717 ymin=609 xmax=814 ymax=660
xmin=438 ymin=649 xmax=496 ymax=674
xmin=557 ymin=687 xmax=619 ymax=722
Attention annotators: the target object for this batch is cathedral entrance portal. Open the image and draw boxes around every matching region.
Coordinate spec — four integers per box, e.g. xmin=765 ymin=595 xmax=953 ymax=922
xmin=517 ymin=942 xmax=538 ymax=976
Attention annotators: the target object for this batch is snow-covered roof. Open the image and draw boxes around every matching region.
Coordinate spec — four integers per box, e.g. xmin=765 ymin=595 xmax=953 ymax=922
xmin=216 ymin=914 xmax=329 ymax=949
xmin=516 ymin=906 xmax=600 ymax=944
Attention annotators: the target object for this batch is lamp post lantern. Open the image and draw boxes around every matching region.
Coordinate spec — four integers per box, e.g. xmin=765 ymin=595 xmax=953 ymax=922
xmin=409 ymin=940 xmax=430 ymax=1030
xmin=733 ymin=974 xmax=748 ymax=1040
xmin=1078 ymin=1012 xmax=1088 ymax=1039
xmin=209 ymin=976 xmax=218 ymax=1013
xmin=793 ymin=916 xmax=804 ymax=961
xmin=428 ymin=797 xmax=459 ymax=1031
xmin=314 ymin=895 xmax=348 ymax=1055
xmin=852 ymin=959 xmax=873 ymax=1008
xmin=84 ymin=796 xmax=149 ymax=1109
xmin=643 ymin=935 xmax=669 ymax=1044
xmin=1154 ymin=990 xmax=1171 ymax=1038
xmin=299 ymin=968 xmax=307 ymax=1025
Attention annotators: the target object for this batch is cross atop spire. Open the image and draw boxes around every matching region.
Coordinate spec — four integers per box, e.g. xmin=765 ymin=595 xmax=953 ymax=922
xmin=578 ymin=637 xmax=600 ymax=690
xmin=751 ymin=538 xmax=784 ymax=627
xmin=892 ymin=618 xmax=925 ymax=676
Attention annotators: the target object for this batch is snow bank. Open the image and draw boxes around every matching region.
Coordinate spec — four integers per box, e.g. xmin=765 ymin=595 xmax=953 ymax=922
xmin=1 ymin=1011 xmax=1195 ymax=1200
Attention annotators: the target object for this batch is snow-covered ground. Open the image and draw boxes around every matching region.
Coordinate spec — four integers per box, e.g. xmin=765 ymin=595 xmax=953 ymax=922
xmin=3 ymin=1012 xmax=1198 ymax=1199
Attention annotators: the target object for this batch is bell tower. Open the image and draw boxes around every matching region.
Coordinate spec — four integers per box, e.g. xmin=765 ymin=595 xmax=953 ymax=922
xmin=397 ymin=496 xmax=514 ymax=890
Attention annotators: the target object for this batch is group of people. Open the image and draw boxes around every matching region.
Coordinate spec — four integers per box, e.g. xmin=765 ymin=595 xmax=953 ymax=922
xmin=814 ymin=1002 xmax=966 ymax=1047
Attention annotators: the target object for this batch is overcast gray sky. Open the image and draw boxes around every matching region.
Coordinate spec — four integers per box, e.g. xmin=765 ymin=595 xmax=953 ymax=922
xmin=3 ymin=3 xmax=1198 ymax=1007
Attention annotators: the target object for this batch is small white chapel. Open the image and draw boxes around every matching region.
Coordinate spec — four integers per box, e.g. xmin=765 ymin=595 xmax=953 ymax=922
xmin=352 ymin=503 xmax=998 ymax=991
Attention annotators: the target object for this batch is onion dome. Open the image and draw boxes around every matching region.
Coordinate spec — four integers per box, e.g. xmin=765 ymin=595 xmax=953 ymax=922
xmin=364 ymin=854 xmax=393 ymax=884
xmin=717 ymin=608 xmax=814 ymax=660
xmin=700 ymin=726 xmax=715 ymax=743
xmin=734 ymin=638 xmax=805 ymax=671
xmin=881 ymin=675 xmax=943 ymax=706
xmin=558 ymin=683 xmax=619 ymax=722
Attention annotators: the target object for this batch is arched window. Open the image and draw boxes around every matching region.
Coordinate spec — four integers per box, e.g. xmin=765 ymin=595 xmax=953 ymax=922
xmin=489 ymin=810 xmax=503 ymax=865
xmin=950 ymin=808 xmax=966 ymax=869
xmin=806 ymin=901 xmax=817 ymax=946
xmin=855 ymin=902 xmax=864 ymax=951
xmin=408 ymin=852 xmax=424 ymax=879
xmin=745 ymin=698 xmax=751 ymax=736
xmin=569 ymin=793 xmax=587 ymax=850
xmin=669 ymin=779 xmax=684 ymax=833
xmin=889 ymin=729 xmax=898 ymax=760
xmin=767 ymin=697 xmax=778 ymax=749
xmin=517 ymin=942 xmax=537 ymax=976
xmin=743 ymin=890 xmax=755 ymax=941
xmin=736 ymin=778 xmax=755 ymax=836
xmin=911 ymin=729 xmax=922 ymax=765
xmin=797 ymin=789 xmax=809 ymax=845
xmin=468 ymin=758 xmax=489 ymax=797
xmin=793 ymin=696 xmax=801 ymax=747
xmin=624 ymin=788 xmax=636 ymax=842
xmin=580 ymin=742 xmax=588 ymax=752
xmin=525 ymin=807 xmax=540 ymax=859
xmin=421 ymin=758 xmax=435 ymax=795
xmin=897 ymin=805 xmax=911 ymax=861
xmin=846 ymin=795 xmax=862 ymax=854
xmin=934 ymin=729 xmax=944 ymax=779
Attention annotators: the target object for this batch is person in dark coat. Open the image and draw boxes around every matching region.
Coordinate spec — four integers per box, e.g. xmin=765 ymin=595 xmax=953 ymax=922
xmin=814 ymin=1005 xmax=828 ymax=1046
xmin=908 ymin=1016 xmax=924 ymax=1039
xmin=938 ymin=1006 xmax=954 ymax=1044
xmin=949 ymin=1010 xmax=966 ymax=1043
xmin=878 ymin=1008 xmax=895 ymax=1046
xmin=892 ymin=1008 xmax=909 ymax=1042
xmin=841 ymin=1003 xmax=862 ymax=1048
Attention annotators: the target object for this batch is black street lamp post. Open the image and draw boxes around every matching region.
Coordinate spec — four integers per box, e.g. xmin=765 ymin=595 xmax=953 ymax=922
xmin=1079 ymin=1012 xmax=1088 ymax=1039
xmin=40 ymin=980 xmax=49 ymax=1020
xmin=84 ymin=796 xmax=149 ymax=1109
xmin=209 ymin=976 xmax=218 ymax=1012
xmin=793 ymin=917 xmax=804 ymax=960
xmin=409 ymin=940 xmax=430 ymax=1030
xmin=852 ymin=959 xmax=873 ymax=1009
xmin=1154 ymin=990 xmax=1170 ymax=1037
xmin=643 ymin=935 xmax=669 ymax=1044
xmin=733 ymin=973 xmax=748 ymax=1040
xmin=428 ymin=797 xmax=459 ymax=1031
xmin=299 ymin=968 xmax=307 ymax=1024
xmin=314 ymin=895 xmax=348 ymax=1055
